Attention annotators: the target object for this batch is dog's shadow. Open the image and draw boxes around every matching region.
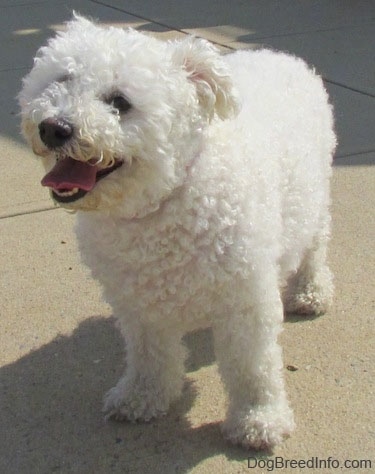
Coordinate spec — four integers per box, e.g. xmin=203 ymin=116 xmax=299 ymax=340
xmin=0 ymin=317 xmax=262 ymax=473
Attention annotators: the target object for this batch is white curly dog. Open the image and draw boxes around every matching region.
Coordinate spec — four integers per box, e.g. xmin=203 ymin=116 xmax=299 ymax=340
xmin=19 ymin=16 xmax=336 ymax=450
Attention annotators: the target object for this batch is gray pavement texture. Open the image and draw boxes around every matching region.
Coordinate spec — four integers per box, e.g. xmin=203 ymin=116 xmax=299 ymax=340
xmin=0 ymin=1 xmax=374 ymax=473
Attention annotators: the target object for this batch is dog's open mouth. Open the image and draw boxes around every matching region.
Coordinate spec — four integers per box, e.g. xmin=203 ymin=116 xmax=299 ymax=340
xmin=41 ymin=156 xmax=123 ymax=203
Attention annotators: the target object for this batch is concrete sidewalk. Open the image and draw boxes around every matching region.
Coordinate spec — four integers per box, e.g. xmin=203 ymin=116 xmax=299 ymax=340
xmin=0 ymin=1 xmax=374 ymax=473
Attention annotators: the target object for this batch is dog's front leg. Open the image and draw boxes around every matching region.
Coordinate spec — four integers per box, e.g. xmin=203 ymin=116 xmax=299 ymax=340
xmin=103 ymin=319 xmax=186 ymax=422
xmin=213 ymin=269 xmax=295 ymax=450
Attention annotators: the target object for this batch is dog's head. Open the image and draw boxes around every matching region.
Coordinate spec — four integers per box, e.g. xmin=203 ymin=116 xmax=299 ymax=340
xmin=19 ymin=15 xmax=238 ymax=216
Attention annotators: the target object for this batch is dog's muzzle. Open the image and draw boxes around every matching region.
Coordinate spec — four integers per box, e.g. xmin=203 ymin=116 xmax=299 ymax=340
xmin=38 ymin=117 xmax=124 ymax=203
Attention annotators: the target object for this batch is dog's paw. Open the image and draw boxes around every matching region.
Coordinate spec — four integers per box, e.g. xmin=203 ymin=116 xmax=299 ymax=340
xmin=285 ymin=283 xmax=332 ymax=316
xmin=222 ymin=405 xmax=295 ymax=451
xmin=103 ymin=377 xmax=170 ymax=422
xmin=285 ymin=267 xmax=333 ymax=317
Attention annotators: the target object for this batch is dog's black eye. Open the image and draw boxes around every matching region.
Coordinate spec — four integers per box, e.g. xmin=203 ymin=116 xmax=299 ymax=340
xmin=56 ymin=74 xmax=72 ymax=83
xmin=107 ymin=95 xmax=132 ymax=114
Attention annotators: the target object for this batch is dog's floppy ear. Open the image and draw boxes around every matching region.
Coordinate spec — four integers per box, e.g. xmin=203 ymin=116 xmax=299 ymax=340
xmin=172 ymin=37 xmax=239 ymax=120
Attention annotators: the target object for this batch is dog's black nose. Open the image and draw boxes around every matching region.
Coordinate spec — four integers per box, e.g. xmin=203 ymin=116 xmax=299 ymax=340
xmin=39 ymin=118 xmax=73 ymax=148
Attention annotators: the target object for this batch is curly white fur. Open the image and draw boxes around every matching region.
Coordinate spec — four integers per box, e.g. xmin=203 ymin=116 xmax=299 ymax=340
xmin=19 ymin=15 xmax=336 ymax=450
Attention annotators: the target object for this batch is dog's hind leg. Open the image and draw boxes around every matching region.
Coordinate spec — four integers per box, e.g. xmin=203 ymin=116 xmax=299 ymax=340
xmin=213 ymin=268 xmax=295 ymax=450
xmin=284 ymin=217 xmax=333 ymax=316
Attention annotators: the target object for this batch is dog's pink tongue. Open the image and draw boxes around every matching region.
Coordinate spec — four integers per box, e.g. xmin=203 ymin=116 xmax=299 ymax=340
xmin=41 ymin=157 xmax=97 ymax=191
